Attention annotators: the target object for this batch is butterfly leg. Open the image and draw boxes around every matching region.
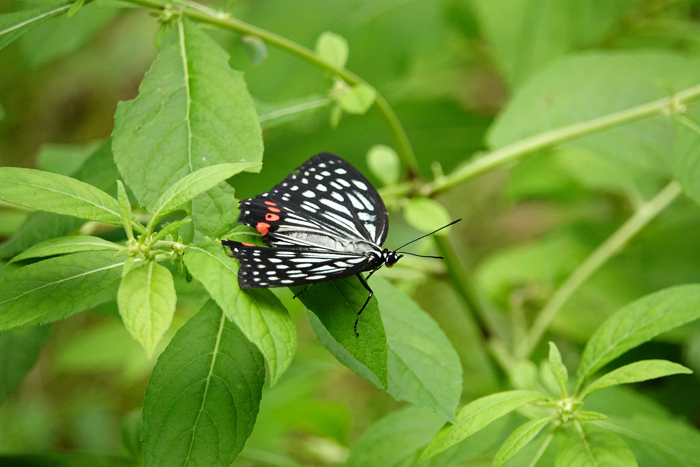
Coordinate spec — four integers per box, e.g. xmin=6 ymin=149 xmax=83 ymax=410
xmin=354 ymin=273 xmax=374 ymax=337
xmin=293 ymin=284 xmax=312 ymax=299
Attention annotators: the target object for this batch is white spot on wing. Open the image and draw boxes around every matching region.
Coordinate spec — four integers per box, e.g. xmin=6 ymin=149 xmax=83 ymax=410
xmin=335 ymin=168 xmax=347 ymax=174
xmin=346 ymin=193 xmax=364 ymax=210
xmin=306 ymin=275 xmax=327 ymax=280
xmin=317 ymin=184 xmax=327 ymax=191
xmin=331 ymin=192 xmax=344 ymax=202
xmin=320 ymin=198 xmax=352 ymax=216
xmin=303 ymin=190 xmax=315 ymax=198
xmin=353 ymin=190 xmax=374 ymax=210
xmin=352 ymin=180 xmax=368 ymax=190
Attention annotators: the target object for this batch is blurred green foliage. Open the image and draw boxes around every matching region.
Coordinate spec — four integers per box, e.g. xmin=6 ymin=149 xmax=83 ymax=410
xmin=2 ymin=0 xmax=700 ymax=466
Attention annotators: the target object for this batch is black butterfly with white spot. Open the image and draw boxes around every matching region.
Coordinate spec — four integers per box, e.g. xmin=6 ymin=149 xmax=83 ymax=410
xmin=222 ymin=152 xmax=459 ymax=336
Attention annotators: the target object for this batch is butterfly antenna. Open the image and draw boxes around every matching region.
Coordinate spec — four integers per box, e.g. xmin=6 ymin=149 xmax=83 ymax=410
xmin=400 ymin=252 xmax=444 ymax=259
xmin=395 ymin=218 xmax=462 ymax=252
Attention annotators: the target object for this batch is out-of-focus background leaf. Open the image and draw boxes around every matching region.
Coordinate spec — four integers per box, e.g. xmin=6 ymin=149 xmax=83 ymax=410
xmin=2 ymin=0 xmax=700 ymax=465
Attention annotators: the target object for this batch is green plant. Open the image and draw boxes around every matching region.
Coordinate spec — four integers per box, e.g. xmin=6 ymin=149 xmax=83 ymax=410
xmin=2 ymin=1 xmax=700 ymax=466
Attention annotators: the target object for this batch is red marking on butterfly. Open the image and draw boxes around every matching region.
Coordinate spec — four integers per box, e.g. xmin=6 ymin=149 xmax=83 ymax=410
xmin=255 ymin=222 xmax=270 ymax=235
xmin=265 ymin=213 xmax=280 ymax=222
xmin=264 ymin=201 xmax=277 ymax=206
xmin=267 ymin=206 xmax=281 ymax=213
xmin=241 ymin=242 xmax=254 ymax=246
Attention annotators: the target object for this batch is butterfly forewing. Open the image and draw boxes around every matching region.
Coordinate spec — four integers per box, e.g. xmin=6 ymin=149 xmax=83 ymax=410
xmin=238 ymin=153 xmax=388 ymax=249
xmin=223 ymin=241 xmax=377 ymax=288
xmin=229 ymin=153 xmax=388 ymax=289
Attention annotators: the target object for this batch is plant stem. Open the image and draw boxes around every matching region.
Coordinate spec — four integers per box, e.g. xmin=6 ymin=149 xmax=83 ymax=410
xmin=528 ymin=430 xmax=554 ymax=467
xmin=378 ymin=82 xmax=700 ymax=198
xmin=516 ymin=181 xmax=683 ymax=360
xmin=121 ymin=0 xmax=420 ymax=176
xmin=433 ymin=235 xmax=491 ymax=338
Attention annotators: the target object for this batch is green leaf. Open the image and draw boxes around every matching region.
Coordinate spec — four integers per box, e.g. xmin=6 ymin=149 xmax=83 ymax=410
xmin=0 ymin=251 xmax=127 ymax=331
xmin=673 ymin=118 xmax=700 ymax=206
xmin=580 ymin=360 xmax=692 ymax=399
xmin=8 ymin=235 xmax=124 ymax=264
xmin=493 ymin=417 xmax=552 ymax=467
xmin=471 ymin=0 xmax=634 ymax=86
xmin=151 ymin=218 xmax=192 ymax=244
xmin=306 ymin=278 xmax=462 ymax=420
xmin=576 ymin=411 xmax=608 ymax=422
xmin=142 ymin=300 xmax=264 ymax=467
xmin=148 ymin=162 xmax=258 ymax=229
xmin=340 ymin=84 xmax=376 ymax=114
xmin=345 ymin=406 xmax=446 ymax=467
xmin=67 ymin=0 xmax=85 ymax=17
xmin=256 ymin=95 xmax=329 ymax=129
xmin=419 ymin=390 xmax=547 ymax=461
xmin=576 ymin=285 xmax=700 ymax=386
xmin=241 ymin=35 xmax=268 ymax=65
xmin=600 ymin=416 xmax=700 ymax=467
xmin=120 ymin=410 xmax=143 ymax=461
xmin=489 ymin=52 xmax=700 ymax=180
xmin=0 ymin=212 xmax=84 ymax=260
xmin=118 ymin=261 xmax=177 ymax=357
xmin=117 ymin=181 xmax=135 ymax=240
xmin=475 ymin=232 xmax=586 ymax=305
xmin=375 ymin=277 xmax=462 ymax=421
xmin=0 ymin=167 xmax=123 ymax=225
xmin=556 ymin=423 xmax=638 ymax=467
xmin=548 ymin=342 xmax=569 ymax=397
xmin=403 ymin=197 xmax=453 ymax=235
xmin=20 ymin=0 xmax=117 ymax=69
xmin=315 ymin=31 xmax=349 ymax=69
xmin=0 ymin=0 xmax=71 ymax=51
xmin=36 ymin=142 xmax=100 ymax=176
xmin=0 ymin=325 xmax=51 ymax=403
xmin=330 ymin=103 xmax=342 ymax=129
xmin=0 ymin=140 xmax=122 ymax=259
xmin=367 ymin=145 xmax=400 ymax=187
xmin=0 ymin=210 xmax=29 ymax=237
xmin=183 ymin=243 xmax=296 ymax=384
xmin=112 ymin=18 xmax=263 ymax=213
xmin=295 ymin=277 xmax=388 ymax=389
xmin=189 ymin=182 xmax=239 ymax=242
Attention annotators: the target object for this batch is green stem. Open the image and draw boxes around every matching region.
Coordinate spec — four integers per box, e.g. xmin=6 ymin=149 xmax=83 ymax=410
xmin=122 ymin=0 xmax=420 ymax=176
xmin=516 ymin=181 xmax=682 ymax=360
xmin=528 ymin=430 xmax=554 ymax=467
xmin=433 ymin=235 xmax=490 ymax=338
xmin=380 ymin=82 xmax=700 ymax=198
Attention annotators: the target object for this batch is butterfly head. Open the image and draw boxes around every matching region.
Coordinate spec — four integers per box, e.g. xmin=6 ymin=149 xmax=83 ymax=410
xmin=382 ymin=249 xmax=403 ymax=268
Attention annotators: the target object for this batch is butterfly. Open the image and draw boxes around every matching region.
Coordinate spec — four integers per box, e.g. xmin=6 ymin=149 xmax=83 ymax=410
xmin=222 ymin=152 xmax=459 ymax=336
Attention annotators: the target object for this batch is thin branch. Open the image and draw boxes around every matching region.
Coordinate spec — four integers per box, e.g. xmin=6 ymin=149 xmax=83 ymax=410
xmin=121 ymin=0 xmax=420 ymax=176
xmin=381 ymin=84 xmax=700 ymax=199
xmin=515 ymin=181 xmax=683 ymax=359
xmin=433 ymin=235 xmax=491 ymax=338
xmin=528 ymin=430 xmax=554 ymax=467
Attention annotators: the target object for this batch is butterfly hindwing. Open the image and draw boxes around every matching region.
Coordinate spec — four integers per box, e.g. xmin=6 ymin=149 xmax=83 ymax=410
xmin=223 ymin=240 xmax=377 ymax=288
xmin=238 ymin=153 xmax=388 ymax=250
